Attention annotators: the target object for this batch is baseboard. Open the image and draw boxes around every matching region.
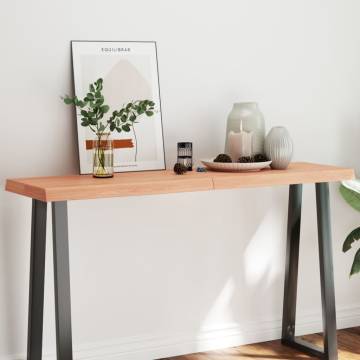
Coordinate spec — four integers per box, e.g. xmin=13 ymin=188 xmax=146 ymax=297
xmin=3 ymin=304 xmax=360 ymax=360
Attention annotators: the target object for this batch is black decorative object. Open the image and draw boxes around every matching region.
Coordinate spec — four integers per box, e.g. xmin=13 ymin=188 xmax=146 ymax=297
xmin=214 ymin=154 xmax=232 ymax=163
xmin=173 ymin=163 xmax=187 ymax=175
xmin=177 ymin=142 xmax=193 ymax=171
xmin=238 ymin=156 xmax=253 ymax=163
xmin=254 ymin=154 xmax=268 ymax=162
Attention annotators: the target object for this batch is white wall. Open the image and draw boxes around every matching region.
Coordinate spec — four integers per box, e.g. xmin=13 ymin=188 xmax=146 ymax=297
xmin=1 ymin=0 xmax=360 ymax=359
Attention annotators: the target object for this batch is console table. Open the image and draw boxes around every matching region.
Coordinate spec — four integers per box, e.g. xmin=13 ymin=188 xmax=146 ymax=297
xmin=5 ymin=162 xmax=354 ymax=360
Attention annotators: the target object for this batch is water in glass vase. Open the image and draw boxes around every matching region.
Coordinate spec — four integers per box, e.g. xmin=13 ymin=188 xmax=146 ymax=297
xmin=93 ymin=133 xmax=114 ymax=178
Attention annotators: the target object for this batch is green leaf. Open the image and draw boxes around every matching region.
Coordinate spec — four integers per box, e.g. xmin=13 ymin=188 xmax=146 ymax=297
xmin=339 ymin=184 xmax=360 ymax=212
xmin=81 ymin=110 xmax=88 ymax=117
xmin=96 ymin=98 xmax=104 ymax=106
xmin=110 ymin=123 xmax=116 ymax=131
xmin=116 ymin=127 xmax=122 ymax=132
xmin=121 ymin=115 xmax=127 ymax=122
xmin=98 ymin=123 xmax=105 ymax=132
xmin=122 ymin=124 xmax=131 ymax=132
xmin=100 ymin=105 xmax=110 ymax=113
xmin=63 ymin=97 xmax=73 ymax=105
xmin=90 ymin=84 xmax=95 ymax=92
xmin=343 ymin=226 xmax=360 ymax=252
xmin=145 ymin=111 xmax=154 ymax=116
xmin=95 ymin=91 xmax=101 ymax=98
xmin=129 ymin=114 xmax=136 ymax=122
xmin=86 ymin=93 xmax=95 ymax=100
xmin=350 ymin=248 xmax=360 ymax=276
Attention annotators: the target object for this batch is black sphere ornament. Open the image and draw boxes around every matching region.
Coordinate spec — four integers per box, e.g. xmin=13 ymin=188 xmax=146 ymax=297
xmin=214 ymin=154 xmax=232 ymax=163
xmin=173 ymin=163 xmax=188 ymax=175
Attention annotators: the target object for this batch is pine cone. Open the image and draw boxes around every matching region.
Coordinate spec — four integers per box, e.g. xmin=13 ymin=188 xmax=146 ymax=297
xmin=253 ymin=154 xmax=269 ymax=162
xmin=214 ymin=154 xmax=232 ymax=163
xmin=238 ymin=156 xmax=254 ymax=163
xmin=173 ymin=163 xmax=187 ymax=175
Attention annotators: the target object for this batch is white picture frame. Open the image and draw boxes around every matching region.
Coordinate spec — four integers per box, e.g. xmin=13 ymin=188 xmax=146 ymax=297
xmin=71 ymin=41 xmax=166 ymax=174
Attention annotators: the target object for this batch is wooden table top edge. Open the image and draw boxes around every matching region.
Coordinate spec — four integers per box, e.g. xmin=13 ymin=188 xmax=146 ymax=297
xmin=5 ymin=162 xmax=355 ymax=202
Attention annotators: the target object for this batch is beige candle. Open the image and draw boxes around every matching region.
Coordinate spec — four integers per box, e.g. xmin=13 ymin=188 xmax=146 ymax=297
xmin=228 ymin=120 xmax=253 ymax=161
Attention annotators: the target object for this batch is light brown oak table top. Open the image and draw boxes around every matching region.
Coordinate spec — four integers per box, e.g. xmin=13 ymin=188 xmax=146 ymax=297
xmin=5 ymin=162 xmax=355 ymax=202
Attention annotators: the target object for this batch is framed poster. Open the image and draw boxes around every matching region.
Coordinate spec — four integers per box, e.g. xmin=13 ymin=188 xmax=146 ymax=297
xmin=71 ymin=41 xmax=165 ymax=174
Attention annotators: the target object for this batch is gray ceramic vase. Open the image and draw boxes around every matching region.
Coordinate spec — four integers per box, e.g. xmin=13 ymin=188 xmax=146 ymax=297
xmin=265 ymin=127 xmax=293 ymax=169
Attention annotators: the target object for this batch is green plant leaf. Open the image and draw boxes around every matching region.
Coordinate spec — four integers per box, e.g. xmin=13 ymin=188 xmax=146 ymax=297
xmin=90 ymin=84 xmax=95 ymax=92
xmin=350 ymin=248 xmax=360 ymax=276
xmin=96 ymin=98 xmax=104 ymax=106
xmin=343 ymin=226 xmax=360 ymax=252
xmin=122 ymin=124 xmax=131 ymax=132
xmin=339 ymin=184 xmax=360 ymax=212
xmin=145 ymin=111 xmax=154 ymax=116
xmin=63 ymin=97 xmax=73 ymax=105
xmin=100 ymin=105 xmax=109 ymax=113
xmin=81 ymin=110 xmax=88 ymax=117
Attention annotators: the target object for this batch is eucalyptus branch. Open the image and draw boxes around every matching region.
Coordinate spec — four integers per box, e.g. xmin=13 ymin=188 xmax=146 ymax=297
xmin=63 ymin=78 xmax=155 ymax=137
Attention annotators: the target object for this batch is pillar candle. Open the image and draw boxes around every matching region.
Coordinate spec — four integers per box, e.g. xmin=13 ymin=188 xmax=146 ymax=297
xmin=228 ymin=121 xmax=253 ymax=161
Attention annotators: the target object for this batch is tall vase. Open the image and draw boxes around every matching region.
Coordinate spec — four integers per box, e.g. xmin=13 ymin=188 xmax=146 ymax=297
xmin=265 ymin=126 xmax=293 ymax=170
xmin=225 ymin=102 xmax=265 ymax=155
xmin=93 ymin=132 xmax=114 ymax=178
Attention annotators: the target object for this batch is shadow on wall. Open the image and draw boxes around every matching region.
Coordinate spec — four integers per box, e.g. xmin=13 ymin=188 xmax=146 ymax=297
xmin=195 ymin=187 xmax=288 ymax=347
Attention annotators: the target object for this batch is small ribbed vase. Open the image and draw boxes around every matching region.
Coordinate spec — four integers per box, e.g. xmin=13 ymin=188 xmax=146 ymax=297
xmin=265 ymin=127 xmax=293 ymax=170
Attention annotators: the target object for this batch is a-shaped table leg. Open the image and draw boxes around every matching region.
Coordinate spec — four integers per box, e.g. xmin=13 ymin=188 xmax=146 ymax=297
xmin=281 ymin=183 xmax=338 ymax=359
xmin=52 ymin=201 xmax=73 ymax=360
xmin=27 ymin=200 xmax=47 ymax=360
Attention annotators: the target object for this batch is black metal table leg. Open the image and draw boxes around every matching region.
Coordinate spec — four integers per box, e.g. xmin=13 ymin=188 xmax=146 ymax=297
xmin=27 ymin=200 xmax=47 ymax=360
xmin=316 ymin=183 xmax=338 ymax=359
xmin=281 ymin=183 xmax=338 ymax=360
xmin=282 ymin=184 xmax=302 ymax=342
xmin=52 ymin=201 xmax=73 ymax=360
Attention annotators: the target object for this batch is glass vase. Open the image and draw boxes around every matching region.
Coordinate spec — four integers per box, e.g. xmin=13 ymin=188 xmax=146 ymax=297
xmin=93 ymin=133 xmax=113 ymax=178
xmin=225 ymin=102 xmax=265 ymax=155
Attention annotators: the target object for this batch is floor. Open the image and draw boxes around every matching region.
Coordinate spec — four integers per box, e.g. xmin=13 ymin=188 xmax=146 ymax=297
xmin=161 ymin=327 xmax=360 ymax=359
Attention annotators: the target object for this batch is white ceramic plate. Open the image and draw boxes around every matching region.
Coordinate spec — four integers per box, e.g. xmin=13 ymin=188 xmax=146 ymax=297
xmin=201 ymin=159 xmax=272 ymax=172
